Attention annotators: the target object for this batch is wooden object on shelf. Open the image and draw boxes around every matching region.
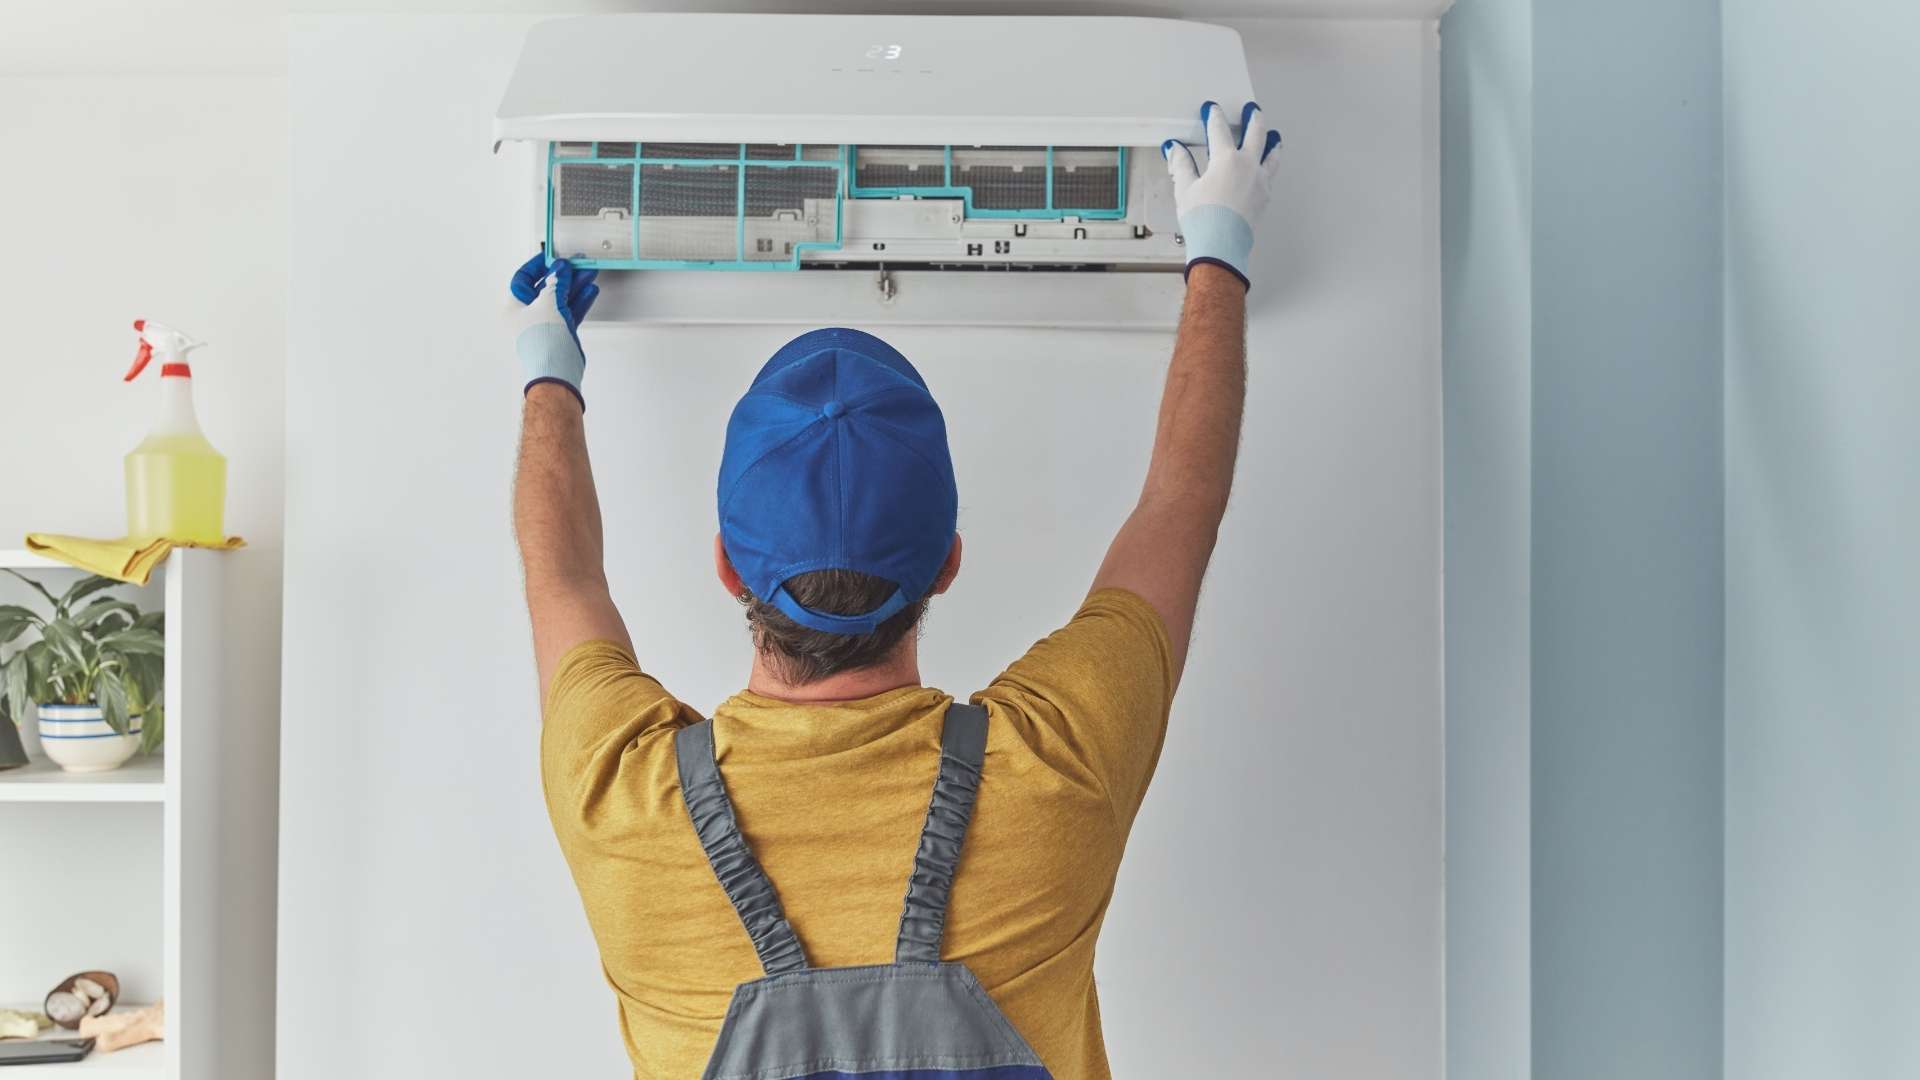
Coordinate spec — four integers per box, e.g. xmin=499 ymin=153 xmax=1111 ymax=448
xmin=80 ymin=1000 xmax=165 ymax=1053
xmin=45 ymin=972 xmax=120 ymax=1030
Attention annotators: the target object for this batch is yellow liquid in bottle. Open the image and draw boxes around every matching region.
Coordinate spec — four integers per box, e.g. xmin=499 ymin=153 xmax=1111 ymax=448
xmin=125 ymin=434 xmax=227 ymax=544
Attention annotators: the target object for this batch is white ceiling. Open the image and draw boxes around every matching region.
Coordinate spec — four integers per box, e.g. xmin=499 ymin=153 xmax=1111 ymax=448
xmin=1 ymin=1 xmax=1453 ymax=76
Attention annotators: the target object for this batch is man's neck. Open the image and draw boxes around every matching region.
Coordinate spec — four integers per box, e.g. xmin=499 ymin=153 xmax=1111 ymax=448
xmin=745 ymin=641 xmax=923 ymax=703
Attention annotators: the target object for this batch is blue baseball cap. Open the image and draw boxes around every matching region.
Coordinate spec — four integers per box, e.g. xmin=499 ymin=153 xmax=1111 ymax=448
xmin=717 ymin=328 xmax=959 ymax=635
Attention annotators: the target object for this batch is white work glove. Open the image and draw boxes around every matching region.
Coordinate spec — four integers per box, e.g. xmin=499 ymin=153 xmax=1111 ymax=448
xmin=1163 ymin=101 xmax=1282 ymax=290
xmin=509 ymin=249 xmax=599 ymax=410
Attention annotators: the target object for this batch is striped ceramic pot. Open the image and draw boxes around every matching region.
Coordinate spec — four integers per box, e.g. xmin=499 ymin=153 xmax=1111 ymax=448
xmin=37 ymin=703 xmax=144 ymax=774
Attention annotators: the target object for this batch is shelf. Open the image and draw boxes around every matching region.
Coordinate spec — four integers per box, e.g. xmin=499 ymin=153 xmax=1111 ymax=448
xmin=0 ymin=757 xmax=164 ymax=803
xmin=0 ymin=551 xmax=70 ymax=571
xmin=0 ymin=1007 xmax=163 ymax=1078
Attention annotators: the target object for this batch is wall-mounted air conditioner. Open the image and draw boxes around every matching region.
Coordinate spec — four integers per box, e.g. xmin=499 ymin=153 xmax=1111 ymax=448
xmin=495 ymin=14 xmax=1254 ymax=328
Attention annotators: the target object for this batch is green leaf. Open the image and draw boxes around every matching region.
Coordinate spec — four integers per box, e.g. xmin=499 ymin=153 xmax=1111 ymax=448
xmin=139 ymin=705 xmax=165 ymax=754
xmin=0 ymin=604 xmax=43 ymax=643
xmin=33 ymin=637 xmax=83 ymax=705
xmin=40 ymin=619 xmax=91 ymax=673
xmin=124 ymin=649 xmax=153 ymax=689
xmin=124 ymin=653 xmax=157 ymax=712
xmin=98 ymin=627 xmax=165 ymax=657
xmin=135 ymin=610 xmax=165 ymax=633
xmin=98 ymin=672 xmax=129 ymax=735
xmin=137 ymin=654 xmax=165 ymax=706
xmin=75 ymin=598 xmax=140 ymax=629
xmin=4 ymin=652 xmax=27 ymax=728
xmin=57 ymin=575 xmax=122 ymax=615
xmin=23 ymin=641 xmax=53 ymax=696
xmin=1 ymin=569 xmax=60 ymax=610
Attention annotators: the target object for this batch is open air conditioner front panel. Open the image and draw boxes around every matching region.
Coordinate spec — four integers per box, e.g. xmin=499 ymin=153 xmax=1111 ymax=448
xmin=496 ymin=14 xmax=1253 ymax=324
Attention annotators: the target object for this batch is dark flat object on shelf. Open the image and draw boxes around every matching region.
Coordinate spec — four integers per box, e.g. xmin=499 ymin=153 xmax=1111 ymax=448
xmin=0 ymin=1037 xmax=95 ymax=1065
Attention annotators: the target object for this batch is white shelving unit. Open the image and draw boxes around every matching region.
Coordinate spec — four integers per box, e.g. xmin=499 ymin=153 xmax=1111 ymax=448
xmin=0 ymin=549 xmax=271 ymax=1079
xmin=0 ymin=756 xmax=165 ymax=803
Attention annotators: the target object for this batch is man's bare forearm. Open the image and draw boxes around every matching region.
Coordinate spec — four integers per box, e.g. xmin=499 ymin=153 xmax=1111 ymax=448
xmin=515 ymin=384 xmax=633 ymax=695
xmin=1139 ymin=263 xmax=1247 ymax=522
xmin=514 ymin=386 xmax=607 ymax=592
xmin=1090 ymin=263 xmax=1248 ymax=677
xmin=508 ymin=258 xmax=630 ymax=700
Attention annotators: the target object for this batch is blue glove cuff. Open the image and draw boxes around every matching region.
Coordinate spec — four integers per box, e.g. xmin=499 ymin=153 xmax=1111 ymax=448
xmin=518 ymin=321 xmax=586 ymax=409
xmin=524 ymin=376 xmax=585 ymax=409
xmin=1178 ymin=204 xmax=1256 ymax=289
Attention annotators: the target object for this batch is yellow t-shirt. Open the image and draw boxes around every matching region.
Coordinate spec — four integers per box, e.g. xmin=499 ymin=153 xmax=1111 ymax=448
xmin=541 ymin=588 xmax=1173 ymax=1079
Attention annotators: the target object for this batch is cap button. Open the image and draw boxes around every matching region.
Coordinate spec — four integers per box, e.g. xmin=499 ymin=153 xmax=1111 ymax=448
xmin=821 ymin=400 xmax=846 ymax=419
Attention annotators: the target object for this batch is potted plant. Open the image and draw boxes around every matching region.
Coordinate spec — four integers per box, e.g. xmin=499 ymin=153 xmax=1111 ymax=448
xmin=0 ymin=571 xmax=164 ymax=773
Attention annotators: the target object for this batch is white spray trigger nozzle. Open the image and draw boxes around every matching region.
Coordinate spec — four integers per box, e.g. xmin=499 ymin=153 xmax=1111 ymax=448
xmin=127 ymin=319 xmax=205 ymax=381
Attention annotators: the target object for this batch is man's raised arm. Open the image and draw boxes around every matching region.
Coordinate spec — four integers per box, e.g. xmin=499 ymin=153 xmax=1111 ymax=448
xmin=1091 ymin=101 xmax=1281 ymax=683
xmin=508 ymin=254 xmax=632 ymax=703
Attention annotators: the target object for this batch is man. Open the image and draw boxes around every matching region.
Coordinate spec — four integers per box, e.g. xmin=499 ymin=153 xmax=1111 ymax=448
xmin=513 ymin=101 xmax=1279 ymax=1078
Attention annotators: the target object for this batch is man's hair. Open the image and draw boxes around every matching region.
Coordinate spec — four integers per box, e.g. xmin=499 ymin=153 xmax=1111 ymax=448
xmin=741 ymin=569 xmax=929 ymax=685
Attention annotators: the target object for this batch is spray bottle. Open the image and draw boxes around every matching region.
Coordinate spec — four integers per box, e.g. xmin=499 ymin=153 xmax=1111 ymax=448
xmin=123 ymin=320 xmax=226 ymax=544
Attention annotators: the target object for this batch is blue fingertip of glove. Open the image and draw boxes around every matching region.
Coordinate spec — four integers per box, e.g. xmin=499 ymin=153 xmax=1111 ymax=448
xmin=571 ymin=274 xmax=600 ymax=325
xmin=561 ymin=261 xmax=601 ymax=328
xmin=510 ymin=247 xmax=549 ymax=305
xmin=512 ymin=251 xmax=600 ymax=339
xmin=549 ymin=259 xmax=600 ymax=341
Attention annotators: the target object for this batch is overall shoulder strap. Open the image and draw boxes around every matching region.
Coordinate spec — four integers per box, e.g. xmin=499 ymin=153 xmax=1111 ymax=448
xmin=896 ymin=700 xmax=990 ymax=964
xmin=674 ymin=718 xmax=809 ymax=976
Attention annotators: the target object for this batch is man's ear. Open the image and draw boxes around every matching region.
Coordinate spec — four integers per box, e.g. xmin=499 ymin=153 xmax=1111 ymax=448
xmin=715 ymin=533 xmax=748 ymax=599
xmin=929 ymin=534 xmax=963 ymax=596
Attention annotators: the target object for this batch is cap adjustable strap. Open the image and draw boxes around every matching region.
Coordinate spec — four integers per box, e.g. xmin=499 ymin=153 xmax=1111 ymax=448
xmin=895 ymin=702 xmax=990 ymax=964
xmin=674 ymin=719 xmax=809 ymax=976
xmin=769 ymin=583 xmax=910 ymax=635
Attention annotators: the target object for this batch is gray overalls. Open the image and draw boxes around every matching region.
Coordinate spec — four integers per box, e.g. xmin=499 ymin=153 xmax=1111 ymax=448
xmin=675 ymin=702 xmax=1056 ymax=1080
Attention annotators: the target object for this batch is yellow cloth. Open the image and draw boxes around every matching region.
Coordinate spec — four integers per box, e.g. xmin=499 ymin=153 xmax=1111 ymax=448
xmin=542 ymin=589 xmax=1174 ymax=1080
xmin=23 ymin=533 xmax=245 ymax=585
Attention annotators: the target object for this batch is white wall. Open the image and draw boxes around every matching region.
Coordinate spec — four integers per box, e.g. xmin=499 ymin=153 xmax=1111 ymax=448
xmin=0 ymin=64 xmax=285 ymax=1017
xmin=1530 ymin=2 xmax=1726 ymax=1077
xmin=1440 ymin=2 xmax=1725 ymax=1074
xmin=1723 ymin=2 xmax=1920 ymax=1075
xmin=1438 ymin=0 xmax=1532 ymax=1074
xmin=280 ymin=12 xmax=1442 ymax=1078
